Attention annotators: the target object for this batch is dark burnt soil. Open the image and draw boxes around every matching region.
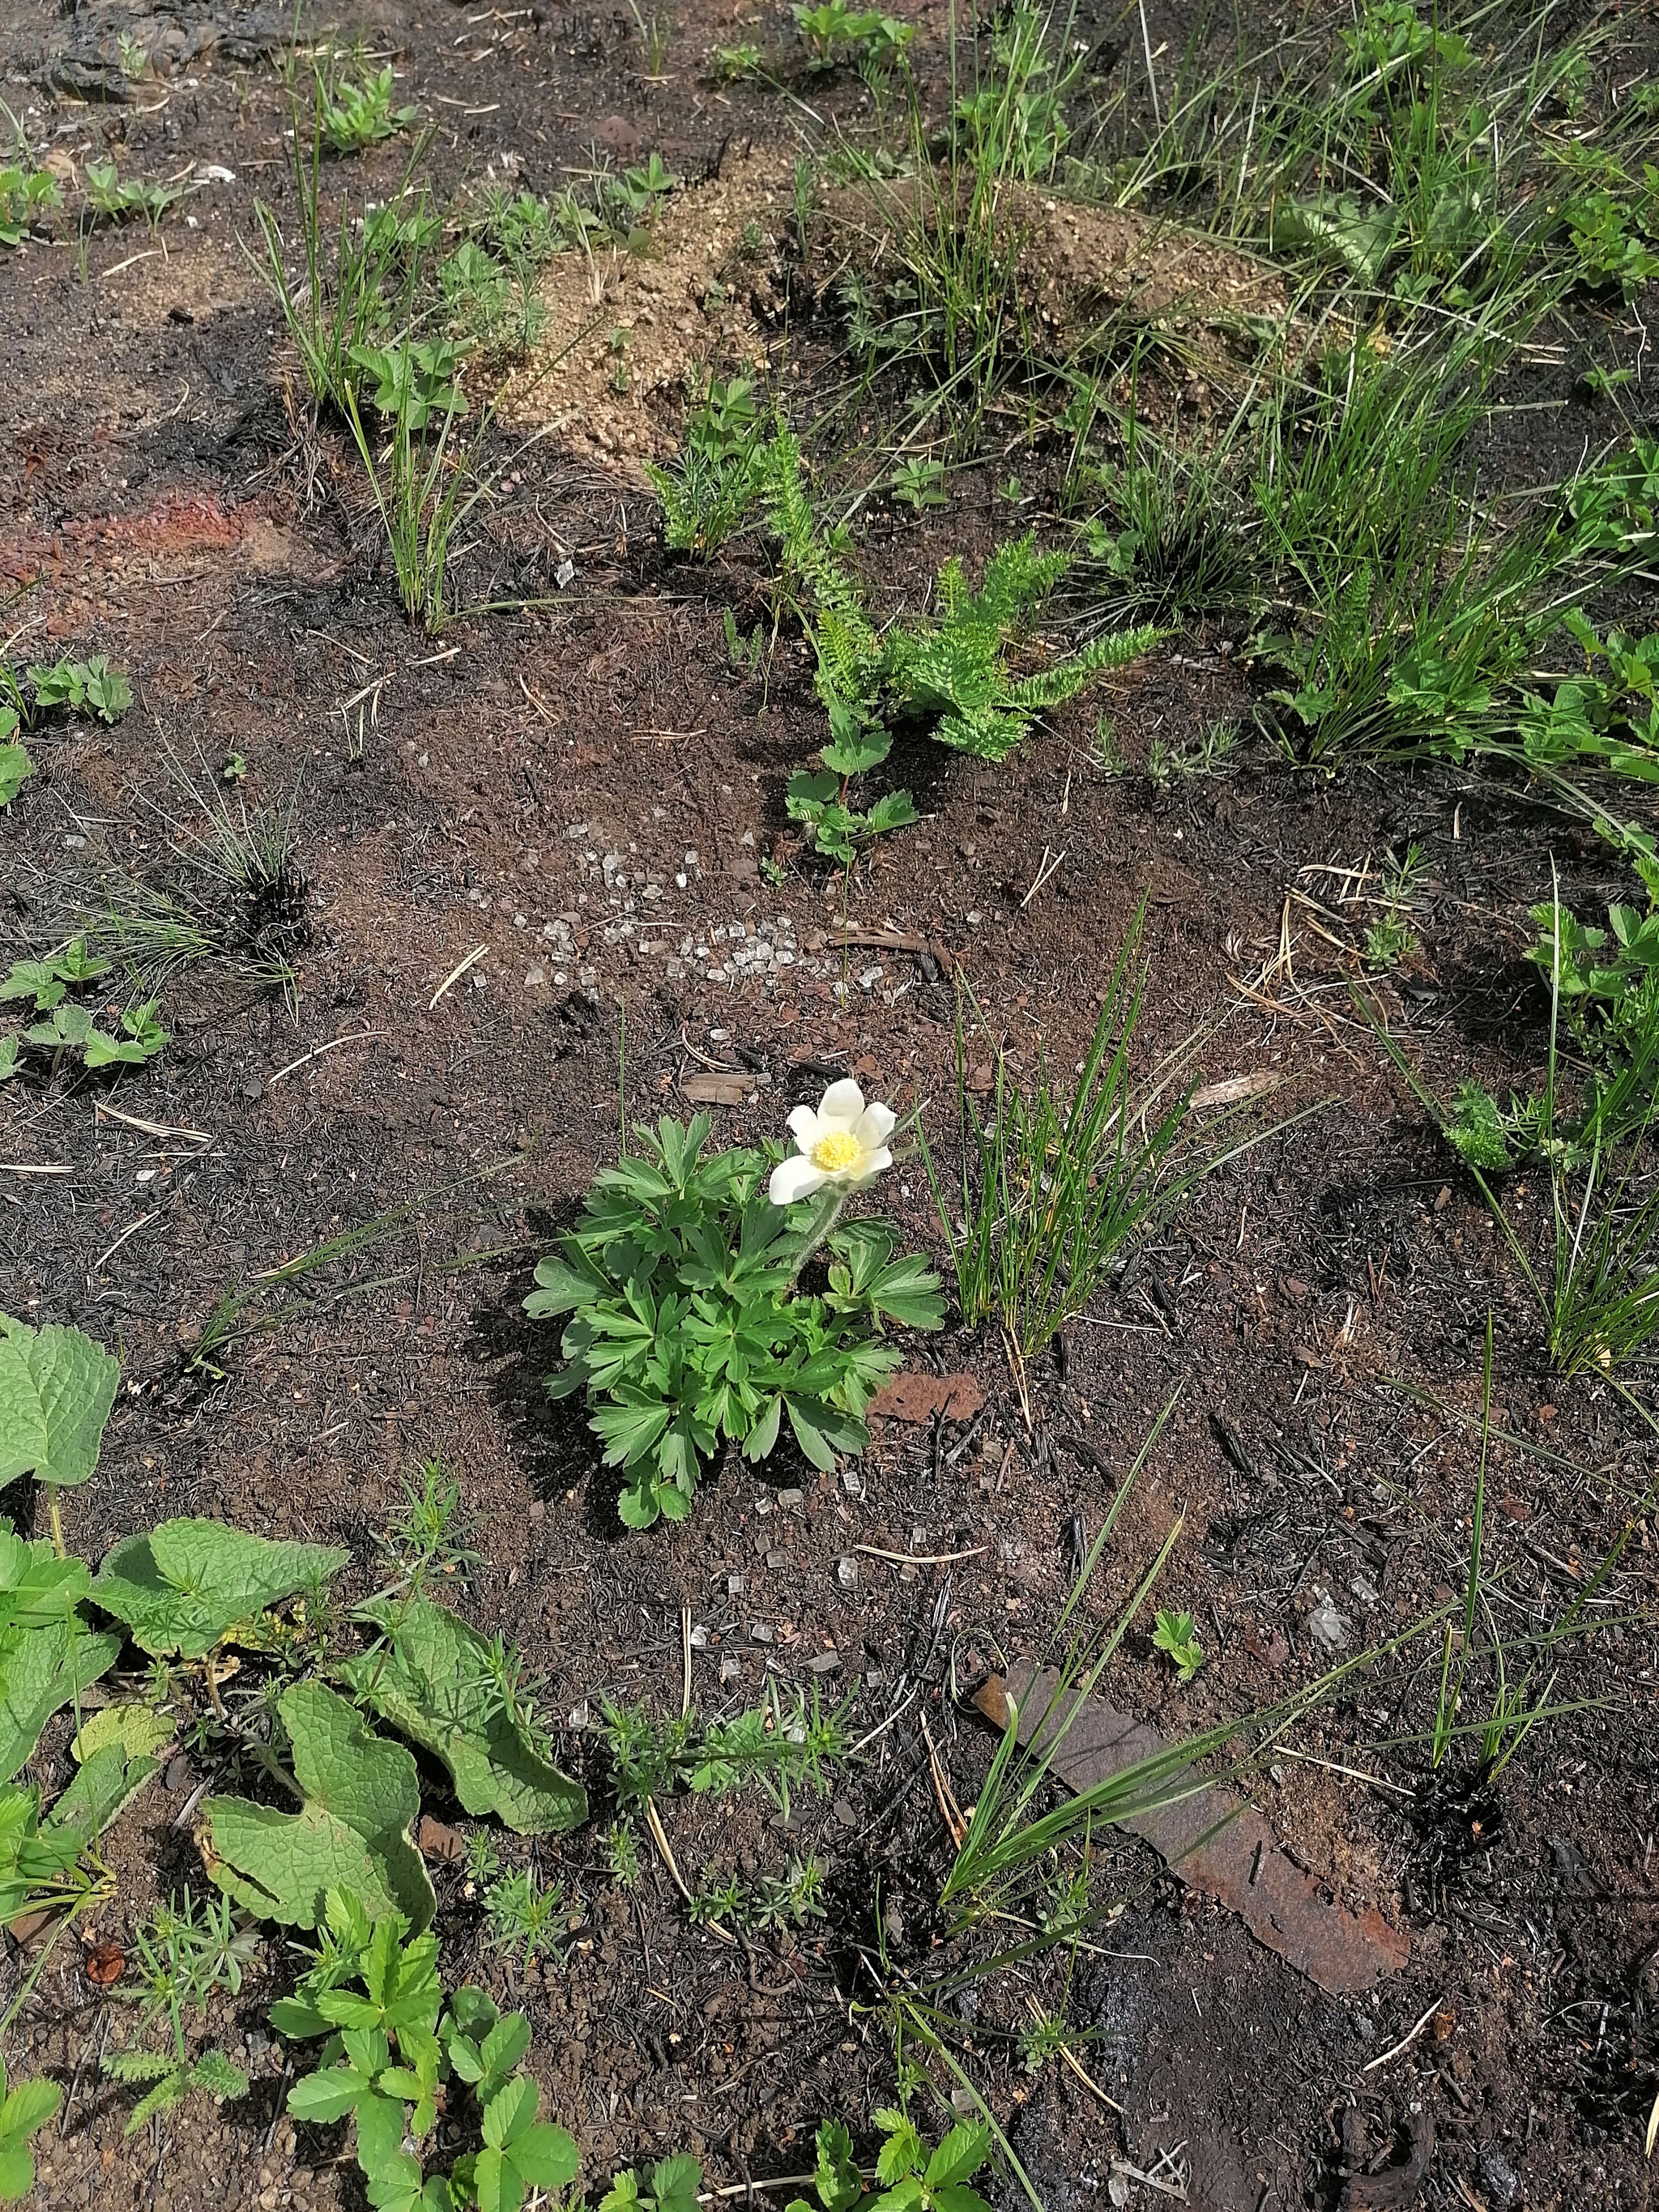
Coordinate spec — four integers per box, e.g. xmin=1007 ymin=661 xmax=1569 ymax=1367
xmin=2 ymin=6 xmax=1658 ymax=2212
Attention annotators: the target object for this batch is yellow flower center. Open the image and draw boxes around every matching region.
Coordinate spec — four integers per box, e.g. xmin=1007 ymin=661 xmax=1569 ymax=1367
xmin=810 ymin=1127 xmax=862 ymax=1174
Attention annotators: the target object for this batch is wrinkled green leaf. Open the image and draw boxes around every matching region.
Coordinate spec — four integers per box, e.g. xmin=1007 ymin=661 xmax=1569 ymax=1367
xmin=203 ymin=1681 xmax=434 ymax=1931
xmin=0 ymin=1609 xmax=121 ymax=1780
xmin=0 ymin=1314 xmax=120 ymax=1490
xmin=343 ymin=1596 xmax=586 ymax=1835
xmin=91 ymin=1518 xmax=348 ymax=1658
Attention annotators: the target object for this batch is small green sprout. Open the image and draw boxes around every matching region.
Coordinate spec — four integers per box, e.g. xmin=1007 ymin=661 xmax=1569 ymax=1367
xmin=1152 ymin=1609 xmax=1205 ymax=1683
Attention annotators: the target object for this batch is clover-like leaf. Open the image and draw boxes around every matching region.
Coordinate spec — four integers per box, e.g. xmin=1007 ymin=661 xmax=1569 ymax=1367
xmin=90 ymin=1519 xmax=348 ymax=1658
xmin=474 ymin=2077 xmax=578 ymax=2212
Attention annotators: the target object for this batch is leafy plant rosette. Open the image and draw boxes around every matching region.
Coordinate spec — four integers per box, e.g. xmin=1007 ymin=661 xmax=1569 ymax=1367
xmin=525 ymin=1082 xmax=942 ymax=1528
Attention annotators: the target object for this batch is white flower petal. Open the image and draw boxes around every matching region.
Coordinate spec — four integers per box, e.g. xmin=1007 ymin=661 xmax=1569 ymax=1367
xmin=787 ymin=1105 xmax=821 ymax=1149
xmin=855 ymin=1101 xmax=897 ymax=1147
xmin=770 ymin=1155 xmax=827 ymax=1206
xmin=849 ymin=1145 xmax=892 ymax=1184
xmin=818 ymin=1077 xmax=866 ymax=1127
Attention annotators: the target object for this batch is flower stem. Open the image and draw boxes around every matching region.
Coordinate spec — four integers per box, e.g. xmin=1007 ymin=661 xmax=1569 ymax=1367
xmin=790 ymin=1187 xmax=847 ymax=1282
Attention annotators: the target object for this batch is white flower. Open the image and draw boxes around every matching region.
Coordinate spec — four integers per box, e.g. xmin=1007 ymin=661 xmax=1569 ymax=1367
xmin=769 ymin=1078 xmax=895 ymax=1206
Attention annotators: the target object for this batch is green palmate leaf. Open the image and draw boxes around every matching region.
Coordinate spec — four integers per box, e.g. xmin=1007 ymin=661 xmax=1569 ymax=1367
xmin=342 ymin=1596 xmax=586 ymax=1835
xmin=90 ymin=1518 xmax=348 ymax=1657
xmin=784 ymin=1396 xmax=868 ymax=1473
xmin=0 ymin=1314 xmax=120 ymax=1489
xmin=202 ymin=1681 xmax=434 ymax=1931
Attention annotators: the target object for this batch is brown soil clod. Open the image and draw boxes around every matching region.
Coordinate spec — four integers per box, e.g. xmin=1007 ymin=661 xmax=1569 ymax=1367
xmin=867 ymin=1370 xmax=985 ymax=1424
xmin=974 ymin=1664 xmax=1411 ymax=1995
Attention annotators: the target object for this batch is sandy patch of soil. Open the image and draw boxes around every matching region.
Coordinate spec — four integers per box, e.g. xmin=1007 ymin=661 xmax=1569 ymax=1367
xmin=500 ymin=147 xmax=797 ymax=470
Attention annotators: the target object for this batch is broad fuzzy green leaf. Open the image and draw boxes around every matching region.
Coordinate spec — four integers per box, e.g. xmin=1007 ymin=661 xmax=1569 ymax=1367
xmin=71 ymin=1702 xmax=173 ymax=1766
xmin=91 ymin=1518 xmax=348 ymax=1658
xmin=48 ymin=1737 xmax=160 ymax=1842
xmin=343 ymin=1596 xmax=585 ymax=1835
xmin=0 ymin=744 xmax=31 ymax=808
xmin=0 ymin=1315 xmax=119 ymax=1490
xmin=0 ymin=1609 xmax=122 ymax=1780
xmin=202 ymin=1681 xmax=434 ymax=1931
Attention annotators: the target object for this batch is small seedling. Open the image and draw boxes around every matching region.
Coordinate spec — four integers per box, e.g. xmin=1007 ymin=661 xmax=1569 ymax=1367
xmin=891 ymin=455 xmax=948 ymax=510
xmin=464 ymin=1831 xmax=502 ymax=1894
xmin=689 ymin=1855 xmax=827 ymax=1933
xmin=83 ymin=160 xmax=190 ymax=232
xmin=650 ymin=375 xmax=769 ymax=556
xmin=483 ymin=1867 xmax=574 ymax=1966
xmin=104 ymin=1887 xmax=252 ymax=2133
xmin=317 ymin=66 xmax=417 ymax=155
xmin=1149 ymin=718 xmax=1239 ymax=788
xmin=1152 ymin=1609 xmax=1205 ymax=1682
xmin=221 ymin=752 xmax=247 ymax=782
xmin=117 ymin=1890 xmax=261 ymax=2036
xmin=723 ymin=605 xmax=765 ymax=674
xmin=0 ymin=166 xmax=59 ymax=249
xmin=0 ymin=2064 xmax=62 ymax=2201
xmin=24 ymin=655 xmax=131 ymax=722
xmin=348 ymin=335 xmax=469 ymax=432
xmin=629 ymin=0 xmax=672 ymax=75
xmin=606 ymin=1821 xmax=642 ymax=1888
xmin=793 ymin=2 xmax=913 ymax=72
xmin=1364 ymin=841 xmax=1425 ymax=969
xmin=714 ymin=44 xmax=764 ymax=81
xmin=1090 ymin=715 xmax=1126 ymax=777
xmin=602 ymin=2156 xmax=704 ymax=2212
xmin=380 ymin=1455 xmax=480 ymax=1592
